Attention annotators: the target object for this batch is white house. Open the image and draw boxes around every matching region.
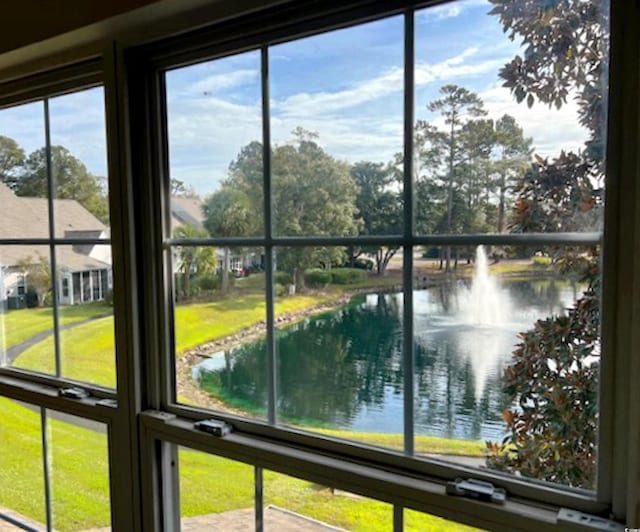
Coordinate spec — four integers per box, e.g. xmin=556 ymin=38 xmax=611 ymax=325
xmin=0 ymin=182 xmax=112 ymax=307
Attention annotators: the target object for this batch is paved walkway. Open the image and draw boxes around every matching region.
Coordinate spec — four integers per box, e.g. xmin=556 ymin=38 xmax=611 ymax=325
xmin=0 ymin=505 xmax=347 ymax=532
xmin=4 ymin=315 xmax=110 ymax=365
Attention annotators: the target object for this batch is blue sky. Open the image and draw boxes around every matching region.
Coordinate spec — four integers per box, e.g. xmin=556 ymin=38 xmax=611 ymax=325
xmin=0 ymin=0 xmax=591 ymax=196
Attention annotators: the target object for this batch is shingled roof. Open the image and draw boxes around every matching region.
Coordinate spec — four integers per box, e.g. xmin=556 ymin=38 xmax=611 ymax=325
xmin=0 ymin=182 xmax=110 ymax=271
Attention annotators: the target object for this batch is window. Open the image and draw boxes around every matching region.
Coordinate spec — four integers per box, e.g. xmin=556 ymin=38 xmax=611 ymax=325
xmin=1 ymin=1 xmax=639 ymax=531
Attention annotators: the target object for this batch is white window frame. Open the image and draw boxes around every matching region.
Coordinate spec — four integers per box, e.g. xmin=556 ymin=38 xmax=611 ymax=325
xmin=0 ymin=0 xmax=638 ymax=531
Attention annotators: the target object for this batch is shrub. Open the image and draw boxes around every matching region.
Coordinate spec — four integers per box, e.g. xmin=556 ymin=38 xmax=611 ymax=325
xmin=329 ymin=268 xmax=367 ymax=285
xmin=275 ymin=283 xmax=287 ymax=297
xmin=486 ymin=253 xmax=600 ymax=488
xmin=105 ymin=290 xmax=114 ymax=306
xmin=304 ymin=268 xmax=332 ymax=287
xmin=25 ymin=288 xmax=40 ymax=308
xmin=275 ymin=271 xmax=292 ymax=285
xmin=352 ymin=258 xmax=374 ymax=271
xmin=194 ymin=273 xmax=219 ymax=291
xmin=532 ymin=255 xmax=552 ymax=266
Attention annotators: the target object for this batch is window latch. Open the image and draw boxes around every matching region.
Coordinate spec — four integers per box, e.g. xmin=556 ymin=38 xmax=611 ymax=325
xmin=445 ymin=478 xmax=506 ymax=505
xmin=58 ymin=387 xmax=90 ymax=399
xmin=557 ymin=508 xmax=625 ymax=531
xmin=194 ymin=419 xmax=232 ymax=437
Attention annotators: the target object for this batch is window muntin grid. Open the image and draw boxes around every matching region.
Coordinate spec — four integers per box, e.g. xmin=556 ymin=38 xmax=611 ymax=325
xmin=161 ymin=0 xmax=606 ymax=494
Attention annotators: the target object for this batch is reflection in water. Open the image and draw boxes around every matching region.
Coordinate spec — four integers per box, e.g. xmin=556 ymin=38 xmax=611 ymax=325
xmin=195 ymin=278 xmax=576 ymax=441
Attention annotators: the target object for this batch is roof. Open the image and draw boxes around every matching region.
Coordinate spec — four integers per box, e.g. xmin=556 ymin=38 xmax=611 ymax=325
xmin=0 ymin=182 xmax=110 ymax=270
xmin=0 ymin=183 xmax=108 ymax=239
xmin=171 ymin=196 xmax=205 ymax=231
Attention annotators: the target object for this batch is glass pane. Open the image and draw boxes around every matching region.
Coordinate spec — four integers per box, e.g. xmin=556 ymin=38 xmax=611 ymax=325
xmin=404 ymin=508 xmax=484 ymax=531
xmin=0 ymin=245 xmax=55 ymax=373
xmin=55 ymin=246 xmax=115 ymax=388
xmin=274 ymin=246 xmax=405 ymax=451
xmin=47 ymin=410 xmax=111 ymax=531
xmin=0 ymin=101 xmax=49 ymax=238
xmin=166 ymin=50 xmax=263 ymax=237
xmin=414 ymin=0 xmax=607 ymax=235
xmin=413 ymin=244 xmax=600 ymax=489
xmin=175 ymin=245 xmax=267 ymax=418
xmin=179 ymin=448 xmax=255 ymax=530
xmin=0 ymin=398 xmax=46 ymax=531
xmin=263 ymin=469 xmax=393 ymax=531
xmin=270 ymin=17 xmax=404 ymax=236
xmin=48 ymin=87 xmax=110 ymax=236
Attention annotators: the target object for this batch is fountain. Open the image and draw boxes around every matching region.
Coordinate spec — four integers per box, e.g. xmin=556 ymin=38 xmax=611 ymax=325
xmin=455 ymin=245 xmax=513 ymax=399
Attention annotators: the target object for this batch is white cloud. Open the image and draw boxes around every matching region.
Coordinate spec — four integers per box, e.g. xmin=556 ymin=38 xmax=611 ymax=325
xmin=418 ymin=0 xmax=489 ymax=21
xmin=273 ymin=47 xmax=499 ymax=119
xmin=478 ymin=83 xmax=587 ymax=156
xmin=189 ymin=69 xmax=258 ymax=96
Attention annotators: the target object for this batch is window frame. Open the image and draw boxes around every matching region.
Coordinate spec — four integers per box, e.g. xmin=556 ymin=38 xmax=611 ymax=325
xmin=128 ymin=0 xmax=631 ymax=527
xmin=0 ymin=0 xmax=637 ymax=530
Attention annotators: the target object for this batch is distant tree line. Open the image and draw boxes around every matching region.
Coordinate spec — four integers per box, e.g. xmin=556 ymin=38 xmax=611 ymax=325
xmin=0 ymin=139 xmax=109 ymax=224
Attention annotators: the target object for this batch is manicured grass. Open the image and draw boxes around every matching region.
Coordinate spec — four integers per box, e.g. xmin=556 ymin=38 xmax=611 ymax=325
xmin=0 ymin=398 xmax=480 ymax=531
xmin=0 ymin=397 xmax=111 ymax=531
xmin=13 ymin=292 xmax=341 ymax=388
xmin=179 ymin=448 xmax=481 ymax=532
xmin=1 ymin=302 xmax=112 ymax=349
xmin=310 ymin=428 xmax=484 ymax=456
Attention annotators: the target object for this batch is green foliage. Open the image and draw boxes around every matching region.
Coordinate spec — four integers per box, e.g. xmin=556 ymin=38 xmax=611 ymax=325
xmin=486 ymin=0 xmax=606 ymax=487
xmin=275 ymin=271 xmax=292 ymax=285
xmin=14 ymin=145 xmax=109 ymax=223
xmin=487 ymin=251 xmax=600 ymax=488
xmin=329 ymin=268 xmax=367 ymax=285
xmin=532 ymin=255 xmax=552 ymax=266
xmin=304 ymin=268 xmax=332 ymax=287
xmin=0 ymin=135 xmax=25 ymax=186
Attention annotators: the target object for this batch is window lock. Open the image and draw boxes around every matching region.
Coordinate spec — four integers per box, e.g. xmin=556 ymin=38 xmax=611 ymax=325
xmin=58 ymin=387 xmax=90 ymax=399
xmin=194 ymin=419 xmax=232 ymax=437
xmin=446 ymin=478 xmax=506 ymax=505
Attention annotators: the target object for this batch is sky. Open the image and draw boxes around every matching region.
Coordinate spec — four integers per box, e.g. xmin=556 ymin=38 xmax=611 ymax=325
xmin=0 ymin=0 xmax=597 ymax=196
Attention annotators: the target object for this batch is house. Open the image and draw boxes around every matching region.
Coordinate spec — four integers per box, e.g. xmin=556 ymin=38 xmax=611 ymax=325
xmin=0 ymin=182 xmax=112 ymax=307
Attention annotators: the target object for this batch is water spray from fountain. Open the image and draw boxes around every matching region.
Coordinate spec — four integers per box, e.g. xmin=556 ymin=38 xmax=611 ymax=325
xmin=459 ymin=245 xmax=512 ymax=326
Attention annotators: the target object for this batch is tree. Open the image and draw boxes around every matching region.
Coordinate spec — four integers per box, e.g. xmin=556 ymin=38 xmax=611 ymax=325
xmin=15 ymin=146 xmax=109 ymax=223
xmin=17 ymin=253 xmax=51 ymax=307
xmin=203 ymin=188 xmax=254 ymax=294
xmin=0 ymin=135 xmax=24 ymax=187
xmin=222 ymin=130 xmax=360 ymax=290
xmin=170 ymin=178 xmax=198 ymax=198
xmin=485 ymin=0 xmax=607 ymax=488
xmin=173 ymin=225 xmax=216 ymax=299
xmin=493 ymin=115 xmax=533 ymax=233
xmin=423 ymin=86 xmax=490 ymax=268
xmin=351 ymin=161 xmax=402 ymax=275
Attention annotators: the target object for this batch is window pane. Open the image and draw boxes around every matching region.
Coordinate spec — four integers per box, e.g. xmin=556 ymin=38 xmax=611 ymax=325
xmin=55 ymin=246 xmax=115 ymax=388
xmin=404 ymin=508 xmax=484 ymax=531
xmin=274 ymin=246 xmax=405 ymax=451
xmin=1 ymin=245 xmax=55 ymax=373
xmin=166 ymin=50 xmax=264 ymax=238
xmin=179 ymin=449 xmax=255 ymax=530
xmin=263 ymin=469 xmax=394 ymax=531
xmin=413 ymin=244 xmax=600 ymax=490
xmin=414 ymin=0 xmax=607 ymax=236
xmin=270 ymin=17 xmax=404 ymax=237
xmin=0 ymin=101 xmax=49 ymax=238
xmin=47 ymin=410 xmax=111 ymax=531
xmin=175 ymin=245 xmax=267 ymax=419
xmin=48 ymin=87 xmax=110 ymax=236
xmin=0 ymin=398 xmax=46 ymax=531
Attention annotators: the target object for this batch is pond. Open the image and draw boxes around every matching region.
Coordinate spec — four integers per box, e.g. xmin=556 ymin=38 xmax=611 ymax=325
xmin=194 ymin=274 xmax=579 ymax=442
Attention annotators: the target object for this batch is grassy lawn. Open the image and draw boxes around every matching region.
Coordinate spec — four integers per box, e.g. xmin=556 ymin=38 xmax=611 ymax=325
xmin=0 ymin=302 xmax=112 ymax=349
xmin=12 ymin=292 xmax=342 ymax=387
xmin=3 ymin=287 xmax=489 ymax=531
xmin=0 ymin=398 xmax=480 ymax=531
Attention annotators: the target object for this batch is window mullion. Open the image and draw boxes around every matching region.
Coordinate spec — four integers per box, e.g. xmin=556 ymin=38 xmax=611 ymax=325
xmin=402 ymin=8 xmax=415 ymax=457
xmin=262 ymin=45 xmax=277 ymax=426
xmin=44 ymin=98 xmax=62 ymax=379
xmin=40 ymin=407 xmax=53 ymax=532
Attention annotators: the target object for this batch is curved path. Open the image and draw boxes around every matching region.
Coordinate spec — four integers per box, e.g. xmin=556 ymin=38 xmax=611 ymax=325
xmin=3 ymin=315 xmax=110 ymax=365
